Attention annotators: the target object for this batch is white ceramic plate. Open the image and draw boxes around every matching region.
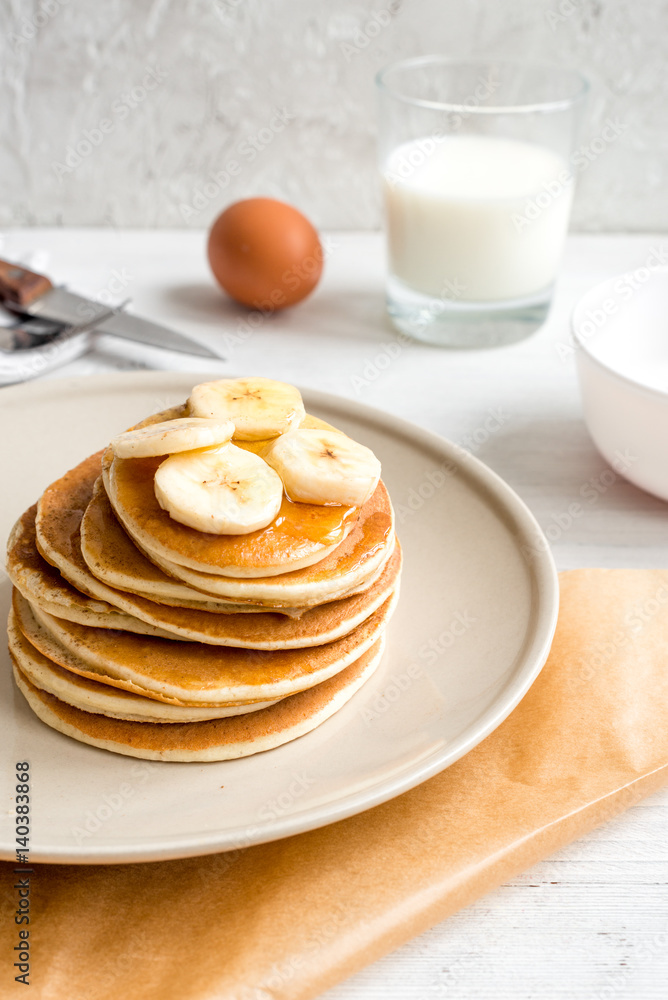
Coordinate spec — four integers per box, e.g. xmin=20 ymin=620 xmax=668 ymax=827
xmin=0 ymin=373 xmax=558 ymax=864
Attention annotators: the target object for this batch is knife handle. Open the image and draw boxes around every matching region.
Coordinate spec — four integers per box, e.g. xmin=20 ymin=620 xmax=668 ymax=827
xmin=0 ymin=258 xmax=53 ymax=307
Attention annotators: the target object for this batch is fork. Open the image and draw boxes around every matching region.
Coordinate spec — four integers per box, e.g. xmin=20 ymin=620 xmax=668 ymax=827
xmin=0 ymin=305 xmax=119 ymax=385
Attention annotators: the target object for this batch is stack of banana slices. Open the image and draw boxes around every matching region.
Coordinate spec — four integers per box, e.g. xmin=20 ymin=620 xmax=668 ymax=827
xmin=6 ymin=377 xmax=401 ymax=761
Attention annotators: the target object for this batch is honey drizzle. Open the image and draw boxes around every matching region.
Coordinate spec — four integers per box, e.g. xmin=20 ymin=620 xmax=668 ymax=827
xmin=222 ymin=435 xmax=358 ymax=547
xmin=260 ymin=494 xmax=357 ymax=547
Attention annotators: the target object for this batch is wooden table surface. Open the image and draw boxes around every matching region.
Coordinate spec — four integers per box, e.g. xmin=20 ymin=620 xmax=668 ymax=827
xmin=3 ymin=227 xmax=666 ymax=999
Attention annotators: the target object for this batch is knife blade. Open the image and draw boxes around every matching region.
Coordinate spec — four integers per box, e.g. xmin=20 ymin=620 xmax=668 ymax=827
xmin=0 ymin=258 xmax=221 ymax=360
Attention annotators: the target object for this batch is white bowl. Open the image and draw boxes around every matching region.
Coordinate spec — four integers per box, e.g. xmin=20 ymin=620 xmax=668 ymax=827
xmin=571 ymin=266 xmax=668 ymax=502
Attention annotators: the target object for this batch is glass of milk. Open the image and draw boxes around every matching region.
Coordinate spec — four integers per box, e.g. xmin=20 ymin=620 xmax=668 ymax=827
xmin=376 ymin=57 xmax=588 ymax=347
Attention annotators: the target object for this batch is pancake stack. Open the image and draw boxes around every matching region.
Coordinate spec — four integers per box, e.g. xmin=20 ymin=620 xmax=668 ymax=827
xmin=6 ymin=377 xmax=401 ymax=761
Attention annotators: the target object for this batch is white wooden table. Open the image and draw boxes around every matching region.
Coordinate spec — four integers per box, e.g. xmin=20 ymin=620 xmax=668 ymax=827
xmin=3 ymin=229 xmax=667 ymax=999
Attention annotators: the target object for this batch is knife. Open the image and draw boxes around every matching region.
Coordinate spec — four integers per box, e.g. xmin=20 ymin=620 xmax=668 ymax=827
xmin=0 ymin=258 xmax=221 ymax=360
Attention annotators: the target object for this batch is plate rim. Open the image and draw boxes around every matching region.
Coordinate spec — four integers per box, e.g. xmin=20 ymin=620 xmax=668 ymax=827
xmin=1 ymin=371 xmax=559 ymax=864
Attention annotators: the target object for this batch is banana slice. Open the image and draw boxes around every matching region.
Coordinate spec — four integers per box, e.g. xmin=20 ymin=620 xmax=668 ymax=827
xmin=154 ymin=444 xmax=283 ymax=535
xmin=188 ymin=377 xmax=305 ymax=441
xmin=111 ymin=418 xmax=235 ymax=459
xmin=265 ymin=428 xmax=381 ymax=507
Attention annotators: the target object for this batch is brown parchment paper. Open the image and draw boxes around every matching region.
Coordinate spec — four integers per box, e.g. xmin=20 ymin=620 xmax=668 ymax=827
xmin=2 ymin=568 xmax=668 ymax=1000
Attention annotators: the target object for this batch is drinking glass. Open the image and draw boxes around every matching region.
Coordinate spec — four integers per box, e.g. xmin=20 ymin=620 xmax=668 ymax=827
xmin=376 ymin=57 xmax=589 ymax=347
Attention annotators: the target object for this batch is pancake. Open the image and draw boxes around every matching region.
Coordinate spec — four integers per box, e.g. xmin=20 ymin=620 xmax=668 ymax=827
xmin=38 ymin=451 xmax=395 ymax=610
xmin=78 ymin=476 xmax=306 ymax=612
xmin=9 ymin=388 xmax=399 ymax=762
xmin=13 ymin=587 xmax=398 ymax=705
xmin=8 ymin=611 xmax=281 ymax=722
xmin=7 ymin=506 xmax=180 ymax=639
xmin=12 ymin=636 xmax=385 ymax=761
xmin=102 ymin=407 xmax=364 ymax=579
xmin=17 ymin=500 xmax=402 ymax=647
xmin=35 ymin=453 xmax=301 ymax=615
xmin=135 ymin=493 xmax=394 ymax=608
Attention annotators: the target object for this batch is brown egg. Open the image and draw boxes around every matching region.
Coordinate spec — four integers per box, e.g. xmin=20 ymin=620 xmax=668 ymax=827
xmin=207 ymin=198 xmax=323 ymax=310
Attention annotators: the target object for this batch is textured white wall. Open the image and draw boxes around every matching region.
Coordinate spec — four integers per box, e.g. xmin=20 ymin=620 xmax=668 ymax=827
xmin=0 ymin=0 xmax=665 ymax=230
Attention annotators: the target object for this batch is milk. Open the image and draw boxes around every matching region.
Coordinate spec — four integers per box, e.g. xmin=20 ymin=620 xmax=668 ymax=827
xmin=384 ymin=134 xmax=573 ymax=303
